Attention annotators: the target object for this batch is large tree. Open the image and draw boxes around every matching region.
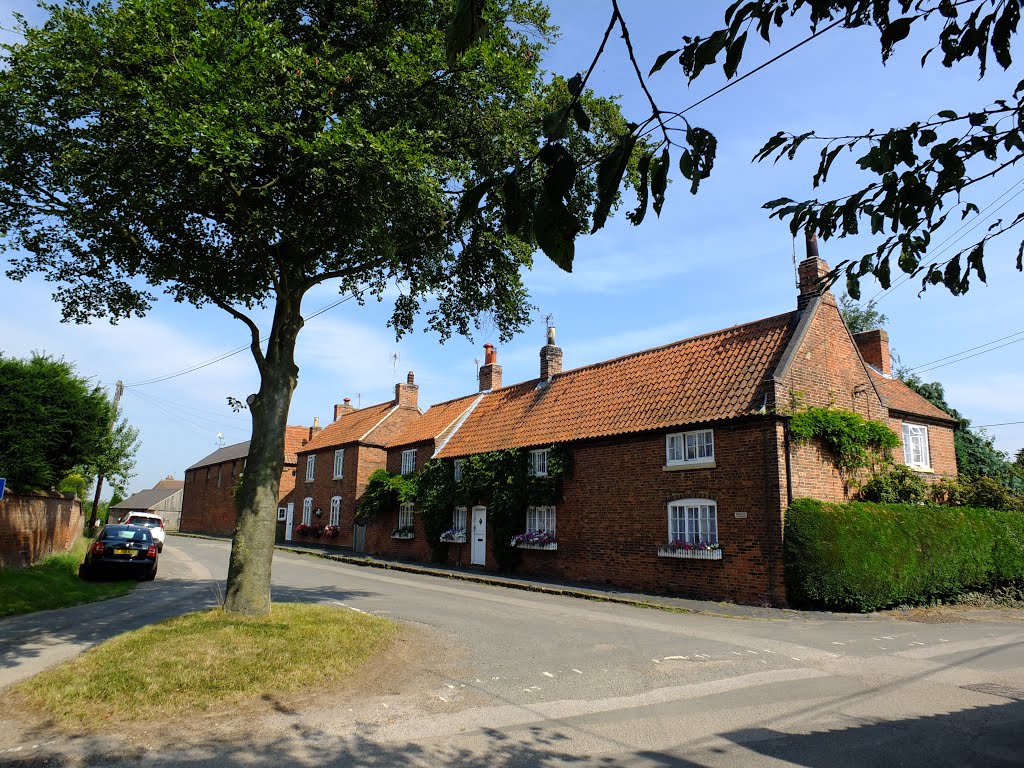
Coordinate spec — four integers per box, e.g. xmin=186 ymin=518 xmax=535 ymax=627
xmin=0 ymin=0 xmax=636 ymax=614
xmin=0 ymin=353 xmax=113 ymax=492
xmin=459 ymin=0 xmax=1024 ymax=293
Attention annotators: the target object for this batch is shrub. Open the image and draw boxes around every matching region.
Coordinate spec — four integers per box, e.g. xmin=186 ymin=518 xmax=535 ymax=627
xmin=785 ymin=497 xmax=1024 ymax=612
xmin=859 ymin=465 xmax=928 ymax=504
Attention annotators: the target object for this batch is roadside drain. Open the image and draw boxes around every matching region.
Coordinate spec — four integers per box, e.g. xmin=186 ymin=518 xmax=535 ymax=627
xmin=960 ymin=682 xmax=1024 ymax=701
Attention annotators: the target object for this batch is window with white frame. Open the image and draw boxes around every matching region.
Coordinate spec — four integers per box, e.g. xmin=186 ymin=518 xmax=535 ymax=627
xmin=528 ymin=449 xmax=549 ymax=476
xmin=302 ymin=497 xmax=313 ymax=525
xmin=401 ymin=449 xmax=417 ymax=475
xmin=668 ymin=499 xmax=718 ymax=546
xmin=398 ymin=502 xmax=415 ymax=529
xmin=454 ymin=458 xmax=465 ymax=482
xmin=666 ymin=429 xmax=714 ymax=466
xmin=305 ymin=454 xmax=316 ymax=482
xmin=902 ymin=423 xmax=931 ymax=469
xmin=453 ymin=506 xmax=467 ymax=531
xmin=277 ymin=507 xmax=287 ymax=522
xmin=526 ymin=505 xmax=556 ymax=535
xmin=333 ymin=448 xmax=345 ymax=479
xmin=329 ymin=496 xmax=341 ymax=526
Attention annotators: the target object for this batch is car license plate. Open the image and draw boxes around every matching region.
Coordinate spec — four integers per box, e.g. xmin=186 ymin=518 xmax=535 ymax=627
xmin=114 ymin=548 xmax=132 ymax=556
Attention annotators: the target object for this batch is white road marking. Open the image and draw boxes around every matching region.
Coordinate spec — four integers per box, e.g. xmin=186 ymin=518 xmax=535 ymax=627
xmin=663 ymin=656 xmax=688 ymax=660
xmin=543 ymin=672 xmax=554 ymax=677
xmin=572 ymin=669 xmax=583 ymax=674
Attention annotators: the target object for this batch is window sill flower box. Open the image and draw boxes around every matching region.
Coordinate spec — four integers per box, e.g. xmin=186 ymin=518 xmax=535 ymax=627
xmin=657 ymin=543 xmax=722 ymax=560
xmin=510 ymin=531 xmax=557 ymax=550
xmin=439 ymin=528 xmax=466 ymax=544
xmin=294 ymin=524 xmax=324 ymax=538
xmin=391 ymin=526 xmax=415 ymax=540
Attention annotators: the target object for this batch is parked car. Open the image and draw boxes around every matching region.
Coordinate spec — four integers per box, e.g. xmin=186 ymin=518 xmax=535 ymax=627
xmin=121 ymin=512 xmax=166 ymax=552
xmin=79 ymin=524 xmax=158 ymax=581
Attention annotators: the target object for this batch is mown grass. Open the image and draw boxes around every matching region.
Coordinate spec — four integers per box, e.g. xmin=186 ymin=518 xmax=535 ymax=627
xmin=0 ymin=538 xmax=135 ymax=618
xmin=15 ymin=603 xmax=398 ymax=725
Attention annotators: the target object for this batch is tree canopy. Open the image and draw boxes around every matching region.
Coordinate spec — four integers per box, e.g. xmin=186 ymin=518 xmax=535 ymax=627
xmin=0 ymin=0 xmax=638 ymax=614
xmin=0 ymin=353 xmax=117 ymax=492
xmin=838 ymin=293 xmax=889 ymax=334
xmin=460 ymin=0 xmax=1024 ymax=293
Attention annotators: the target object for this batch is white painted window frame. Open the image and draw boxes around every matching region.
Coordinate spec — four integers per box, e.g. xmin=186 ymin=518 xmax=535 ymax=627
xmin=526 ymin=505 xmax=556 ymax=535
xmin=401 ymin=449 xmax=417 ymax=475
xmin=667 ymin=499 xmax=718 ymax=546
xmin=666 ymin=429 xmax=714 ymax=466
xmin=329 ymin=496 xmax=341 ymax=526
xmin=527 ymin=449 xmax=549 ymax=477
xmin=305 ymin=454 xmax=316 ymax=482
xmin=333 ymin=448 xmax=345 ymax=479
xmin=398 ymin=502 xmax=415 ymax=529
xmin=454 ymin=458 xmax=465 ymax=482
xmin=902 ymin=423 xmax=931 ymax=469
xmin=302 ymin=497 xmax=313 ymax=525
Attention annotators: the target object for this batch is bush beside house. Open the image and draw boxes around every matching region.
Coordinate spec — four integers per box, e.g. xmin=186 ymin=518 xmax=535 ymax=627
xmin=785 ymin=498 xmax=1024 ymax=612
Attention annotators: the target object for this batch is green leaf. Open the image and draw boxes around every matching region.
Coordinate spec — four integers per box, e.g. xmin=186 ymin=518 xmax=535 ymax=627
xmin=591 ymin=133 xmax=638 ymax=233
xmin=501 ymin=171 xmax=529 ymax=239
xmin=723 ymin=31 xmax=747 ymax=78
xmin=539 ymin=143 xmax=576 ymax=202
xmin=845 ymin=272 xmax=861 ymax=301
xmin=571 ymin=101 xmax=591 ymax=132
xmin=649 ymin=48 xmax=681 ymax=76
xmin=542 ymin=106 xmax=569 ymax=141
xmin=567 ymin=72 xmax=584 ymax=96
xmin=880 ymin=17 xmax=913 ymax=61
xmin=455 ymin=177 xmax=497 ymax=229
xmin=937 ymin=109 xmax=958 ymax=119
xmin=874 ymin=256 xmax=891 ymax=290
xmin=627 ymin=152 xmax=652 ymax=226
xmin=534 ymin=188 xmax=579 ymax=272
xmin=652 ymin=147 xmax=669 ymax=216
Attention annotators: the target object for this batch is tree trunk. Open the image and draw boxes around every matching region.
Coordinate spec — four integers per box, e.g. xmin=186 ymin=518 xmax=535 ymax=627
xmin=223 ymin=295 xmax=303 ymax=616
xmin=88 ymin=475 xmax=103 ymax=529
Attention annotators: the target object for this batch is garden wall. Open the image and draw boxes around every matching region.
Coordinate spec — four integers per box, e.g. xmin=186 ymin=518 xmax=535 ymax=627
xmin=0 ymin=492 xmax=84 ymax=568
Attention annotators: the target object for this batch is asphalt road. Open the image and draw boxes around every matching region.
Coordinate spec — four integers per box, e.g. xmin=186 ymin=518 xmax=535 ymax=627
xmin=2 ymin=534 xmax=1023 ymax=767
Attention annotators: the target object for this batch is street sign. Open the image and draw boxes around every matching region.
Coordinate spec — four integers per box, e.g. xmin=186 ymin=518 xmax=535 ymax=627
xmin=0 ymin=478 xmax=6 ymax=499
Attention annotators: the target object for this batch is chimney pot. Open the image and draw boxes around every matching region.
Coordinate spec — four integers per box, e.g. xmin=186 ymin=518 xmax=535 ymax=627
xmin=479 ymin=346 xmax=502 ymax=391
xmin=395 ymin=371 xmax=419 ymax=408
xmin=344 ymin=397 xmax=350 ymax=404
xmin=540 ymin=326 xmax=563 ymax=380
xmin=407 ymin=371 xmax=414 ymax=385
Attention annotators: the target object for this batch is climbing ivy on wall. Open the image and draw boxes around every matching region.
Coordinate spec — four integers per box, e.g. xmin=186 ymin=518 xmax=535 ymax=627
xmin=789 ymin=406 xmax=899 ymax=481
xmin=363 ymin=446 xmax=572 ymax=569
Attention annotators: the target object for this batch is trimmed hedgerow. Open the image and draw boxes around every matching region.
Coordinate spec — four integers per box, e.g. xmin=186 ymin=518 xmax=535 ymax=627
xmin=785 ymin=498 xmax=1024 ymax=612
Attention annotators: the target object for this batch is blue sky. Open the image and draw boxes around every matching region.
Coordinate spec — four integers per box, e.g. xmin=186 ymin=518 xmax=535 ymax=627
xmin=1 ymin=1 xmax=1020 ymax=495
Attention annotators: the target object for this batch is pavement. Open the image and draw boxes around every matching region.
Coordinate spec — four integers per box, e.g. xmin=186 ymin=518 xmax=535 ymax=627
xmin=176 ymin=532 xmax=881 ymax=622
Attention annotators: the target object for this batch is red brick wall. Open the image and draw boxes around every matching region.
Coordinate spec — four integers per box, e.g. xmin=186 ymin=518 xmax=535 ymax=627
xmin=777 ymin=298 xmax=890 ymax=502
xmin=363 ymin=439 xmax=434 ymax=561
xmin=289 ymin=405 xmax=422 ymax=550
xmin=888 ymin=414 xmax=958 ymax=480
xmin=0 ymin=492 xmax=84 ymax=567
xmin=179 ymin=459 xmax=295 ymax=536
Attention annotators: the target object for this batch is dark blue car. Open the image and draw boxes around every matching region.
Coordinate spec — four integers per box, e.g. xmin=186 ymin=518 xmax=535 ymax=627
xmin=79 ymin=524 xmax=158 ymax=581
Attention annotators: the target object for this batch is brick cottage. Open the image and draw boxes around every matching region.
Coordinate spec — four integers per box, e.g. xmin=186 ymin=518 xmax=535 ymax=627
xmin=181 ymin=242 xmax=957 ymax=605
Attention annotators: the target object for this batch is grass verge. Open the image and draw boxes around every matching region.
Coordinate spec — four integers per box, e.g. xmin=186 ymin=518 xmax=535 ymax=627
xmin=13 ymin=603 xmax=398 ymax=726
xmin=0 ymin=538 xmax=135 ymax=618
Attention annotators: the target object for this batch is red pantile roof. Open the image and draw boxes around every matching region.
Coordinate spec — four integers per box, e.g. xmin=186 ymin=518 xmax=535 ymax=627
xmin=437 ymin=312 xmax=797 ymax=458
xmin=298 ymin=402 xmax=397 ymax=453
xmin=869 ymin=370 xmax=958 ymax=424
xmin=284 ymin=425 xmax=313 ymax=464
xmin=391 ymin=393 xmax=482 ymax=449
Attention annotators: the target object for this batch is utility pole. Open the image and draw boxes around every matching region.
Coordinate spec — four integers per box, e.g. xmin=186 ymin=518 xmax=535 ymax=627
xmin=88 ymin=380 xmax=123 ymax=529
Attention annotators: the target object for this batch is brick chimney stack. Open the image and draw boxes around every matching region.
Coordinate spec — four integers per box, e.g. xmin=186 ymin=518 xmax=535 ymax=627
xmin=395 ymin=371 xmax=418 ymax=408
xmin=479 ymin=344 xmax=502 ymax=391
xmin=540 ymin=325 xmax=562 ymax=380
xmin=797 ymin=231 xmax=834 ymax=310
xmin=853 ymin=329 xmax=891 ymax=375
xmin=333 ymin=398 xmax=355 ymax=421
xmin=309 ymin=416 xmax=322 ymax=441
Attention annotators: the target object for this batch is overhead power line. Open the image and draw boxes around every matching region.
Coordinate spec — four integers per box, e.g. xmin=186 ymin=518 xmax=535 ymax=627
xmin=904 ymin=328 xmax=1024 ymax=372
xmin=910 ymin=334 xmax=1024 ymax=375
xmin=125 ymin=291 xmax=360 ymax=387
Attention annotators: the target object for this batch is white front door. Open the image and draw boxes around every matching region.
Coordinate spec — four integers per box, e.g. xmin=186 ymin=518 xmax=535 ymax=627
xmin=285 ymin=502 xmax=294 ymax=540
xmin=470 ymin=505 xmax=487 ymax=566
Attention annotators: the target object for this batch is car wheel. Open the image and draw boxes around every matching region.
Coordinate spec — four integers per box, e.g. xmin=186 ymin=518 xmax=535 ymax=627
xmin=78 ymin=563 xmax=92 ymax=580
xmin=157 ymin=542 xmax=163 ymax=553
xmin=144 ymin=565 xmax=157 ymax=581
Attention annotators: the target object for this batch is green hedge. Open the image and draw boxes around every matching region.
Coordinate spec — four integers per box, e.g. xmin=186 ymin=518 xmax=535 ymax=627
xmin=784 ymin=498 xmax=1024 ymax=612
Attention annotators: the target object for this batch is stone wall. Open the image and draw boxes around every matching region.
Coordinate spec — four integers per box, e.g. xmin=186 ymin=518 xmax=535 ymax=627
xmin=0 ymin=492 xmax=85 ymax=568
